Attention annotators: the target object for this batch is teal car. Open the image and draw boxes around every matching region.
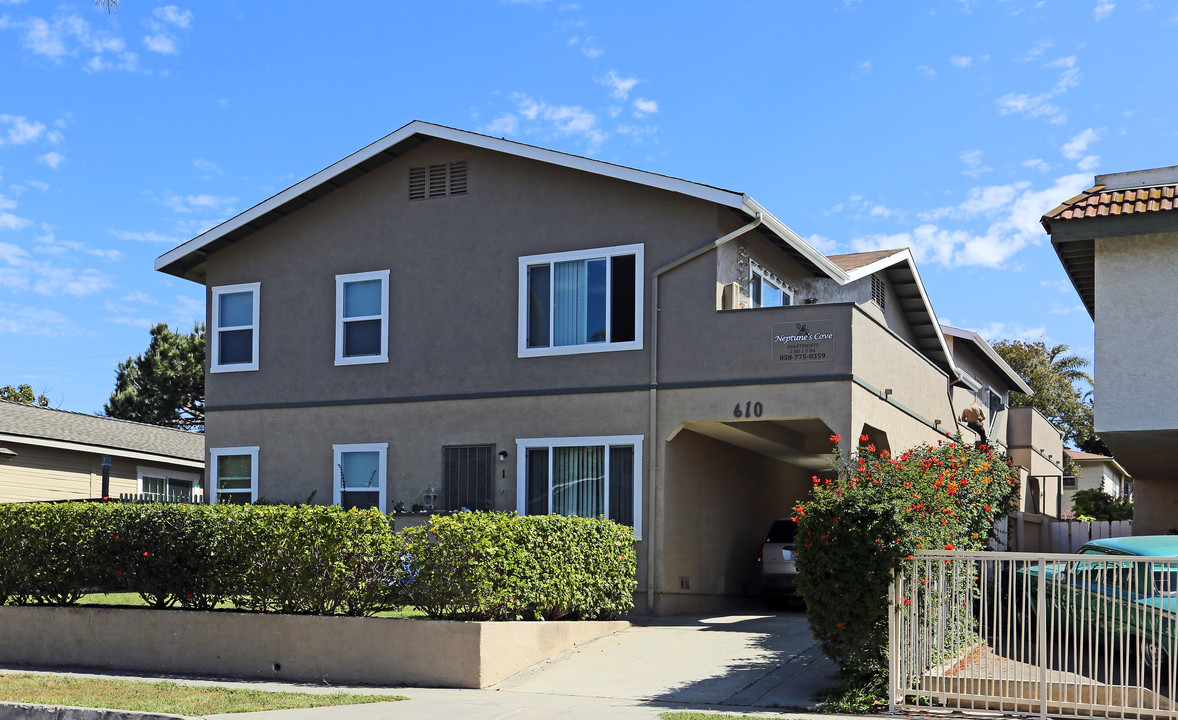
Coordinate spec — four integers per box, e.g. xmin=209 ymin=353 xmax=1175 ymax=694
xmin=1022 ymin=536 xmax=1178 ymax=670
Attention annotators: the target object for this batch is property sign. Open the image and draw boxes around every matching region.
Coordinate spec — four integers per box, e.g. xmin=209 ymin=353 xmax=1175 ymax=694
xmin=772 ymin=320 xmax=835 ymax=363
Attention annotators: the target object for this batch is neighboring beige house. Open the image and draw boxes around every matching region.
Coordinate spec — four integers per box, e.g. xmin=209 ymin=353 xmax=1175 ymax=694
xmin=0 ymin=400 xmax=205 ymax=503
xmin=1043 ymin=165 xmax=1178 ymax=536
xmin=1007 ymin=407 xmax=1066 ymax=518
xmin=1062 ymin=449 xmax=1132 ymax=509
xmin=156 ymin=120 xmax=1032 ymax=614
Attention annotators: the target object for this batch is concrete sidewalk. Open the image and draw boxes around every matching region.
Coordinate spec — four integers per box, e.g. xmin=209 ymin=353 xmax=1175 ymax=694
xmin=3 ymin=608 xmax=843 ymax=719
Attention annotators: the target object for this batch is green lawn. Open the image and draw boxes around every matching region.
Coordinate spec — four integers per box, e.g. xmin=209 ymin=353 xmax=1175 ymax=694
xmin=75 ymin=592 xmax=427 ymax=618
xmin=0 ymin=673 xmax=404 ymax=715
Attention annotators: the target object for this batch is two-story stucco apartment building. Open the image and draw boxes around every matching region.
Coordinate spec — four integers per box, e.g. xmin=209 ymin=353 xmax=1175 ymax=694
xmin=157 ymin=121 xmax=1035 ymax=614
xmin=1044 ymin=165 xmax=1178 ymax=536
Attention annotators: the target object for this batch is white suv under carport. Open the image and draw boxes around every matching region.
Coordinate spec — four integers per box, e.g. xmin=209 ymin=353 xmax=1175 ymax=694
xmin=758 ymin=517 xmax=799 ymax=608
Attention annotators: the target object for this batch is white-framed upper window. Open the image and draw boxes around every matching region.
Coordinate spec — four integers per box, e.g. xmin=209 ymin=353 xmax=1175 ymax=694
xmin=335 ymin=270 xmax=390 ymax=365
xmin=515 ymin=435 xmax=643 ymax=538
xmin=749 ymin=261 xmax=792 ymax=308
xmin=136 ymin=466 xmax=202 ymax=502
xmin=518 ymin=243 xmax=643 ymax=357
xmin=209 ymin=446 xmax=258 ymax=505
xmin=211 ymin=282 xmax=260 ymax=372
xmin=334 ymin=443 xmax=387 ymax=511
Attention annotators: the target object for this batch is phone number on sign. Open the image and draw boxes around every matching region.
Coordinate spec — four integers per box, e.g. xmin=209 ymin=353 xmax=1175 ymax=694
xmin=777 ymin=352 xmax=827 ymax=361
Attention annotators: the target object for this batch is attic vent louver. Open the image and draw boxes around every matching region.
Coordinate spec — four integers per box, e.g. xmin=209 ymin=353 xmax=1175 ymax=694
xmin=871 ymin=274 xmax=886 ymax=310
xmin=409 ymin=161 xmax=468 ymax=201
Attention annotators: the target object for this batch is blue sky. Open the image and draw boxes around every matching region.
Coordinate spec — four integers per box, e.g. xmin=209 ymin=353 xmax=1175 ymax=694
xmin=0 ymin=0 xmax=1172 ymax=414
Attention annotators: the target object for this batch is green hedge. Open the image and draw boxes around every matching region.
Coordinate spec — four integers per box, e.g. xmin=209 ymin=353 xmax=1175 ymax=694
xmin=0 ymin=504 xmax=636 ymax=620
xmin=403 ymin=512 xmax=637 ymax=621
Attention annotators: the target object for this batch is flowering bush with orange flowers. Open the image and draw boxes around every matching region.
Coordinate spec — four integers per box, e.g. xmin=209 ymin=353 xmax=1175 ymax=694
xmin=794 ymin=434 xmax=1018 ymax=693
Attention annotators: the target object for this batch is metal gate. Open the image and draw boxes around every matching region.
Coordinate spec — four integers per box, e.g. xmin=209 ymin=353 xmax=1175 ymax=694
xmin=890 ymin=550 xmax=1177 ymax=719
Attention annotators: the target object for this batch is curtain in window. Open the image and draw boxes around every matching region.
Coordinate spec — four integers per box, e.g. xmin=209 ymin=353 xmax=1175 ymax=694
xmin=553 ymin=259 xmax=607 ymax=346
xmin=552 ymin=445 xmax=604 ymax=518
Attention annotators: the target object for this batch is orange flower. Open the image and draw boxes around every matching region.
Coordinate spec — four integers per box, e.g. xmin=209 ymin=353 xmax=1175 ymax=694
xmin=944 ymin=543 xmax=955 ymax=550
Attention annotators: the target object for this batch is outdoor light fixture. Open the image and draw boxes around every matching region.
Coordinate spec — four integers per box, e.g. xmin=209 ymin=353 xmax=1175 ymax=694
xmin=884 ymin=388 xmax=893 ymax=397
xmin=498 ymin=450 xmax=509 ymax=461
xmin=0 ymin=447 xmax=16 ymax=462
xmin=934 ymin=419 xmax=943 ymax=427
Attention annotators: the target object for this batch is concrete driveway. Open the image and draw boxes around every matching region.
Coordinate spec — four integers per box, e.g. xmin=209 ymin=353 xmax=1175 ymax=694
xmin=491 ymin=607 xmax=837 ymax=710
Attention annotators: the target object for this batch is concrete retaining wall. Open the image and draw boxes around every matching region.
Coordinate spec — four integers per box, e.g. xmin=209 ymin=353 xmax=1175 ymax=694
xmin=0 ymin=606 xmax=627 ymax=688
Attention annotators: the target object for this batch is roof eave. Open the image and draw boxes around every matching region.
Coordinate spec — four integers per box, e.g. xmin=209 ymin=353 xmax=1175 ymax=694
xmin=155 ymin=120 xmax=750 ymax=283
xmin=940 ymin=324 xmax=1035 ymax=396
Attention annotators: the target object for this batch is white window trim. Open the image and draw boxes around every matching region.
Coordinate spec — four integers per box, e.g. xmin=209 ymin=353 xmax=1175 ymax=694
xmin=749 ymin=260 xmax=793 ymax=308
xmin=136 ymin=466 xmax=202 ymax=500
xmin=209 ymin=446 xmax=259 ymax=505
xmin=335 ymin=270 xmax=390 ymax=366
xmin=210 ymin=282 xmax=260 ymax=373
xmin=333 ymin=442 xmax=388 ymax=510
xmin=514 ymin=434 xmax=643 ymax=538
xmin=517 ymin=243 xmax=644 ymax=358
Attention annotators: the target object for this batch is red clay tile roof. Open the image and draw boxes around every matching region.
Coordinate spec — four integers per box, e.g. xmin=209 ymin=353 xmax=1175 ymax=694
xmin=825 ymin=248 xmax=906 ymax=272
xmin=1043 ymin=184 xmax=1178 ymax=222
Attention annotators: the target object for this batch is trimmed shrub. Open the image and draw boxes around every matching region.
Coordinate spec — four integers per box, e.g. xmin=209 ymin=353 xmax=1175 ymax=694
xmin=403 ymin=512 xmax=637 ymax=620
xmin=229 ymin=504 xmax=406 ymax=616
xmin=0 ymin=502 xmax=110 ymax=605
xmin=0 ymin=504 xmax=633 ymax=621
xmin=794 ymin=434 xmax=1018 ymax=690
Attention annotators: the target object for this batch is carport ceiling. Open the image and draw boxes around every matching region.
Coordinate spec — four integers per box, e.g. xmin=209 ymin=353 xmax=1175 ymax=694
xmin=680 ymin=418 xmax=835 ymax=470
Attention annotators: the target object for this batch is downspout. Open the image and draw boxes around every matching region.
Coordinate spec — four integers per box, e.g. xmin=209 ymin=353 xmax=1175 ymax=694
xmin=646 ymin=212 xmax=762 ymax=610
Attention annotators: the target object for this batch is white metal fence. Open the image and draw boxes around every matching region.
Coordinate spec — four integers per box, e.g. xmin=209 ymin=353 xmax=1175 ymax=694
xmin=890 ymin=550 xmax=1177 ymax=719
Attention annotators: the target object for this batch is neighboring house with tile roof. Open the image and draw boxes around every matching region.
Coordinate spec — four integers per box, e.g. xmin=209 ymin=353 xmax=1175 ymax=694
xmin=1062 ymin=449 xmax=1132 ymax=510
xmin=0 ymin=400 xmax=205 ymax=503
xmin=1043 ymin=165 xmax=1178 ymax=535
xmin=155 ymin=120 xmax=1024 ymax=614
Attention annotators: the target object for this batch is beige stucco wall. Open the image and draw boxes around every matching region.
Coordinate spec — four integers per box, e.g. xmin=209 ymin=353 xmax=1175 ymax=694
xmin=0 ymin=605 xmax=626 ymax=688
xmin=1007 ymin=407 xmax=1065 ymax=516
xmin=1094 ymin=232 xmax=1178 ymax=435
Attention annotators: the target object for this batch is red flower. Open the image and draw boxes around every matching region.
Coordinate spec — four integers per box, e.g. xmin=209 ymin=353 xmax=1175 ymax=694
xmin=836 ymin=622 xmax=846 ymax=627
xmin=859 ymin=434 xmax=869 ymax=443
xmin=186 ymin=593 xmax=193 ymax=599
xmin=143 ymin=551 xmax=149 ymax=557
xmin=112 ymin=535 xmax=119 ymax=540
xmin=982 ymin=504 xmax=991 ymax=512
xmin=830 ymin=434 xmax=841 ymax=443
xmin=944 ymin=543 xmax=955 ymax=550
xmin=116 ymin=569 xmax=123 ymax=577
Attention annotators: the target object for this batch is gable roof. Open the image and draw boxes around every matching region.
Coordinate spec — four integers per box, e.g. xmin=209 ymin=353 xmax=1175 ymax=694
xmin=0 ymin=400 xmax=204 ymax=468
xmin=1064 ymin=448 xmax=1130 ymax=478
xmin=155 ymin=120 xmax=848 ymax=285
xmin=939 ymin=324 xmax=1034 ymax=396
xmin=1042 ymin=166 xmax=1178 ymax=319
xmin=825 ymin=248 xmax=955 ymax=376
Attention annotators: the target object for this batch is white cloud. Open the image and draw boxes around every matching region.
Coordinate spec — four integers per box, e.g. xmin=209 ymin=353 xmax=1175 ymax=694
xmin=10 ymin=14 xmax=149 ymax=72
xmin=1061 ymin=127 xmax=1101 ymax=159
xmin=805 ymin=233 xmax=840 ymax=254
xmin=1023 ymin=158 xmax=1050 ymax=172
xmin=632 ymin=98 xmax=658 ymax=116
xmin=995 ymin=68 xmax=1081 ymax=124
xmin=0 ymin=240 xmax=112 ymax=296
xmin=950 ymin=55 xmax=972 ymax=68
xmin=1077 ymin=155 xmax=1100 ymax=171
xmin=193 ymin=158 xmax=222 ymax=178
xmin=154 ymin=6 xmax=193 ymax=28
xmin=486 ymin=93 xmax=608 ymax=153
xmin=481 ymin=114 xmax=519 ymax=137
xmin=34 ymin=226 xmax=119 ymax=260
xmin=1094 ymin=1 xmax=1115 ymax=20
xmin=1040 ymin=278 xmax=1074 ymax=293
xmin=855 ymin=173 xmax=1091 ymax=269
xmin=0 ymin=211 xmax=32 ymax=231
xmin=36 ymin=151 xmax=64 ymax=169
xmin=917 ymin=65 xmax=937 ymax=79
xmin=580 ymin=38 xmax=603 ymax=59
xmin=152 ymin=191 xmax=238 ymax=215
xmin=143 ymin=33 xmax=176 ymax=54
xmin=974 ymin=321 xmax=1047 ymax=343
xmin=0 ymin=115 xmax=45 ymax=146
xmin=958 ymin=149 xmax=993 ymax=177
xmin=600 ymin=70 xmax=638 ymax=100
xmin=1020 ymin=39 xmax=1054 ymax=62
xmin=1046 ymin=55 xmax=1077 ymax=68
xmin=856 ymin=59 xmax=873 ymax=74
xmin=0 ymin=302 xmax=72 ymax=336
xmin=121 ymin=291 xmax=158 ymax=304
